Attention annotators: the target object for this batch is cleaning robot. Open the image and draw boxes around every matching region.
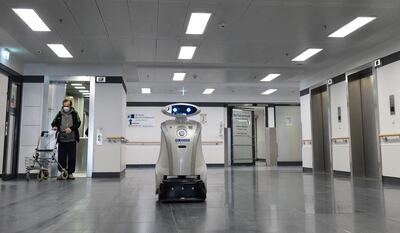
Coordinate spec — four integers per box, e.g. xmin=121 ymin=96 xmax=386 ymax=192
xmin=155 ymin=103 xmax=207 ymax=202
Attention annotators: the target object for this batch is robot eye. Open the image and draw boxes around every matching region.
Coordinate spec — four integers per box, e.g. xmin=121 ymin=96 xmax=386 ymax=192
xmin=172 ymin=107 xmax=178 ymax=113
xmin=186 ymin=107 xmax=191 ymax=113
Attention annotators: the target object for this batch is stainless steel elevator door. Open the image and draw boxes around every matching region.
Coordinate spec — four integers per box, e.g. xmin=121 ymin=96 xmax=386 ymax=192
xmin=311 ymin=89 xmax=331 ymax=173
xmin=348 ymin=76 xmax=380 ymax=179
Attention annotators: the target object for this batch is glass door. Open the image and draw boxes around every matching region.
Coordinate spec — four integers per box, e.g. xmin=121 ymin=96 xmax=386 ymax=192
xmin=231 ymin=108 xmax=255 ymax=165
xmin=2 ymin=78 xmax=22 ymax=180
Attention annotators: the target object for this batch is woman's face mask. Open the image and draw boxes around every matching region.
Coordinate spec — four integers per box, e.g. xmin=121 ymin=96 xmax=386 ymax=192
xmin=63 ymin=106 xmax=70 ymax=112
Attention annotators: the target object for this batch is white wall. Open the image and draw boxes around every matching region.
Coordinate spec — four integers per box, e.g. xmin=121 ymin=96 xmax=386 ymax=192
xmin=92 ymin=83 xmax=126 ymax=173
xmin=329 ymin=81 xmax=351 ymax=172
xmin=0 ymin=74 xmax=8 ymax=174
xmin=255 ymin=107 xmax=266 ymax=159
xmin=275 ymin=106 xmax=302 ymax=162
xmin=377 ymin=60 xmax=400 ymax=178
xmin=125 ymin=106 xmax=225 ymax=165
xmin=18 ymin=83 xmax=44 ymax=174
xmin=300 ymin=94 xmax=312 ymax=168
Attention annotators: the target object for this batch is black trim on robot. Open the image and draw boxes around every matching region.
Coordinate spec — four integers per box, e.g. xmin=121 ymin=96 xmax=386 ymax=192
xmin=347 ymin=67 xmax=373 ymax=82
xmin=277 ymin=161 xmax=302 ymax=166
xmin=256 ymin=158 xmax=266 ymax=162
xmin=380 ymin=51 xmax=400 ymax=67
xmin=333 ymin=170 xmax=351 ymax=177
xmin=96 ymin=76 xmax=127 ymax=94
xmin=330 ymin=74 xmax=346 ymax=85
xmin=300 ymin=88 xmax=310 ymax=96
xmin=158 ymin=175 xmax=206 ymax=202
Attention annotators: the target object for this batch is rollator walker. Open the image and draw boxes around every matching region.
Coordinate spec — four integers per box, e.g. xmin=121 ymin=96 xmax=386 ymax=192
xmin=155 ymin=103 xmax=207 ymax=202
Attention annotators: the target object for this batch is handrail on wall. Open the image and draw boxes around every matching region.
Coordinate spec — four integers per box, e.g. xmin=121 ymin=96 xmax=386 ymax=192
xmin=125 ymin=141 xmax=223 ymax=145
xmin=331 ymin=137 xmax=350 ymax=140
xmin=379 ymin=133 xmax=400 ymax=137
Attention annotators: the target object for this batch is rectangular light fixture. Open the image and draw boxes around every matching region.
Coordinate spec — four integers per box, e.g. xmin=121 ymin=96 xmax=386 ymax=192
xmin=47 ymin=44 xmax=73 ymax=58
xmin=173 ymin=72 xmax=186 ymax=81
xmin=74 ymin=86 xmax=85 ymax=89
xmin=71 ymin=83 xmax=82 ymax=86
xmin=178 ymin=46 xmax=196 ymax=59
xmin=262 ymin=89 xmax=278 ymax=95
xmin=329 ymin=17 xmax=376 ymax=38
xmin=141 ymin=88 xmax=151 ymax=94
xmin=261 ymin=73 xmax=281 ymax=82
xmin=203 ymin=88 xmax=215 ymax=95
xmin=186 ymin=13 xmax=212 ymax=35
xmin=292 ymin=48 xmax=323 ymax=62
xmin=12 ymin=8 xmax=51 ymax=32
xmin=79 ymin=90 xmax=89 ymax=93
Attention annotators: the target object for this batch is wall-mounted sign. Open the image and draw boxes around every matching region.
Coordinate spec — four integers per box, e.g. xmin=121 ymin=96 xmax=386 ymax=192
xmin=285 ymin=116 xmax=293 ymax=126
xmin=128 ymin=113 xmax=155 ymax=127
xmin=96 ymin=76 xmax=106 ymax=83
xmin=200 ymin=113 xmax=208 ymax=124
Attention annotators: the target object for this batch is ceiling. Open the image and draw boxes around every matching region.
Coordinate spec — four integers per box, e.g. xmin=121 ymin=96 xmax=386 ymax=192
xmin=1 ymin=0 xmax=400 ymax=102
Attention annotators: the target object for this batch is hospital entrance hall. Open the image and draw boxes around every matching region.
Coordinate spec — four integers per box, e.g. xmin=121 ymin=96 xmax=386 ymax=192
xmin=1 ymin=1 xmax=400 ymax=233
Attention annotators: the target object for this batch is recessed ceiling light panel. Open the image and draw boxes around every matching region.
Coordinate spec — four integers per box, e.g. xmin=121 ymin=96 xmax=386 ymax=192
xmin=178 ymin=46 xmax=196 ymax=60
xmin=186 ymin=13 xmax=212 ymax=35
xmin=12 ymin=8 xmax=51 ymax=31
xmin=329 ymin=17 xmax=376 ymax=38
xmin=203 ymin=88 xmax=215 ymax=94
xmin=261 ymin=74 xmax=281 ymax=82
xmin=47 ymin=44 xmax=73 ymax=58
xmin=262 ymin=89 xmax=278 ymax=95
xmin=292 ymin=48 xmax=323 ymax=62
xmin=173 ymin=73 xmax=186 ymax=81
xmin=141 ymin=88 xmax=151 ymax=94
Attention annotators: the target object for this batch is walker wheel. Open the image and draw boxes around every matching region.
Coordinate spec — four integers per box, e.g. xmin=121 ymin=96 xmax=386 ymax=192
xmin=26 ymin=173 xmax=30 ymax=181
xmin=61 ymin=170 xmax=68 ymax=180
xmin=43 ymin=170 xmax=49 ymax=180
xmin=37 ymin=171 xmax=44 ymax=182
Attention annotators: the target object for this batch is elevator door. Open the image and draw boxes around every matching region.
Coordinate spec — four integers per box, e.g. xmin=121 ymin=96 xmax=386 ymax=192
xmin=311 ymin=87 xmax=331 ymax=173
xmin=348 ymin=74 xmax=380 ymax=179
xmin=2 ymin=78 xmax=22 ymax=180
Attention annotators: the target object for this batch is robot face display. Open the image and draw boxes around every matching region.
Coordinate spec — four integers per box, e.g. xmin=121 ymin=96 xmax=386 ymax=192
xmin=162 ymin=103 xmax=201 ymax=117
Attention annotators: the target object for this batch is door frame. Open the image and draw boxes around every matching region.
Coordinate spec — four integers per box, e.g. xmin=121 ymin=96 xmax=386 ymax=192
xmin=2 ymin=75 xmax=22 ymax=180
xmin=229 ymin=107 xmax=256 ymax=166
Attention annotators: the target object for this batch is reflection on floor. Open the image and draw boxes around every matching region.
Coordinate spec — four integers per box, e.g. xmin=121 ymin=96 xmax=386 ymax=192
xmin=1 ymin=166 xmax=400 ymax=233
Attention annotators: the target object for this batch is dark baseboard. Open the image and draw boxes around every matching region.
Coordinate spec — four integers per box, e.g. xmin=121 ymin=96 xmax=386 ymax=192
xmin=303 ymin=167 xmax=312 ymax=173
xmin=278 ymin=161 xmax=302 ymax=166
xmin=232 ymin=163 xmax=255 ymax=166
xmin=206 ymin=164 xmax=224 ymax=167
xmin=92 ymin=169 xmax=125 ymax=178
xmin=256 ymin=158 xmax=266 ymax=162
xmin=383 ymin=176 xmax=400 ymax=185
xmin=333 ymin=170 xmax=351 ymax=177
xmin=127 ymin=164 xmax=155 ymax=168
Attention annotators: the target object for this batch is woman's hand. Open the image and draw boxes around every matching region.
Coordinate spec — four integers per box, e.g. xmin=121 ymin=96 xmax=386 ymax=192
xmin=65 ymin=128 xmax=72 ymax=134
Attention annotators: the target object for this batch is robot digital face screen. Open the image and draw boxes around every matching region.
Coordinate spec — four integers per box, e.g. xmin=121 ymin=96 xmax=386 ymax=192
xmin=168 ymin=104 xmax=198 ymax=116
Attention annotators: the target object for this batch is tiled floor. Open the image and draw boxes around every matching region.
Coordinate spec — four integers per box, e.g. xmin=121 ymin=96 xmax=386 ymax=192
xmin=1 ymin=165 xmax=400 ymax=233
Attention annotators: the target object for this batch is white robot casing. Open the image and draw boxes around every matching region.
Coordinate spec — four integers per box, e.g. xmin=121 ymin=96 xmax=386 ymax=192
xmin=155 ymin=103 xmax=207 ymax=201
